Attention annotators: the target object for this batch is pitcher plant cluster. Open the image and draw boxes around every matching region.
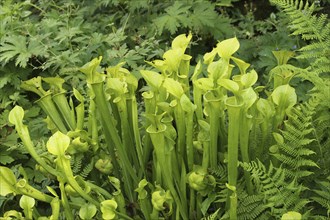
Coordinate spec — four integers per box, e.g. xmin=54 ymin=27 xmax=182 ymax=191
xmin=1 ymin=33 xmax=299 ymax=219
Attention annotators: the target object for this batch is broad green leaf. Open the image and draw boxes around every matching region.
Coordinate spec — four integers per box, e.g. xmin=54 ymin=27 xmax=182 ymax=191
xmin=171 ymin=32 xmax=192 ymax=50
xmin=271 ymin=84 xmax=297 ymax=109
xmin=216 ymin=37 xmax=240 ymax=59
xmin=0 ymin=166 xmax=17 ymax=196
xmin=100 ymin=200 xmax=118 ymax=220
xmin=281 ymin=211 xmax=302 ymax=220
xmin=8 ymin=105 xmax=24 ymax=127
xmin=218 ymin=79 xmax=239 ymax=93
xmin=180 ymin=94 xmax=196 ymax=113
xmin=47 ymin=131 xmax=70 ymax=156
xmin=135 ymin=179 xmax=149 ymax=200
xmin=163 ymin=78 xmax=184 ymax=98
xmin=140 ymin=70 xmax=164 ymax=90
xmin=241 ymin=70 xmax=258 ymax=88
xmin=79 ymin=203 xmax=97 ymax=220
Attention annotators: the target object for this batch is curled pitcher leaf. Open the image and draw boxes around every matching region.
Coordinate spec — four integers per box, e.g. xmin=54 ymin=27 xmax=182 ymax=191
xmin=135 ymin=179 xmax=149 ymax=200
xmin=163 ymin=48 xmax=185 ymax=73
xmin=216 ymin=37 xmax=240 ymax=59
xmin=180 ymin=94 xmax=196 ymax=113
xmin=21 ymin=76 xmax=47 ymax=97
xmin=163 ymin=78 xmax=184 ymax=99
xmin=80 ymin=56 xmax=104 ymax=83
xmin=151 ymin=187 xmax=173 ymax=212
xmin=218 ymin=79 xmax=239 ymax=94
xmin=95 ymin=157 xmax=113 ymax=174
xmin=272 ymin=50 xmax=295 ymax=65
xmin=195 ymin=78 xmax=214 ymax=91
xmin=171 ymin=32 xmax=192 ymax=50
xmin=231 ymin=57 xmax=250 ymax=75
xmin=241 ymin=87 xmax=257 ymax=110
xmin=107 ymin=78 xmax=128 ymax=95
xmin=0 ymin=166 xmax=17 ymax=196
xmin=241 ymin=70 xmax=258 ymax=88
xmin=8 ymin=105 xmax=24 ymax=127
xmin=43 ymin=77 xmax=65 ymax=93
xmin=47 ymin=131 xmax=70 ymax=156
xmin=257 ymin=98 xmax=275 ymax=118
xmin=271 ymin=84 xmax=297 ymax=109
xmin=140 ymin=70 xmax=164 ymax=90
xmin=203 ymin=47 xmax=218 ymax=64
xmin=100 ymin=199 xmax=118 ymax=220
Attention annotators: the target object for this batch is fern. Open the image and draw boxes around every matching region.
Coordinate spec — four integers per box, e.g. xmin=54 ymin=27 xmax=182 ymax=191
xmin=271 ymin=103 xmax=319 ymax=179
xmin=70 ymin=154 xmax=94 ymax=179
xmin=241 ymin=160 xmax=310 ymax=218
xmin=79 ymin=158 xmax=94 ymax=179
xmin=310 ymin=176 xmax=330 ymax=218
xmin=71 ymin=153 xmax=83 ymax=175
xmin=270 ymin=0 xmax=330 ymax=75
xmin=200 ymin=208 xmax=220 ymax=220
xmin=237 ymin=191 xmax=268 ymax=220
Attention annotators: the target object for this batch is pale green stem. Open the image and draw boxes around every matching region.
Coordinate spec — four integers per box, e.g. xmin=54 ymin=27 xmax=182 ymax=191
xmin=174 ymin=103 xmax=186 ymax=168
xmin=186 ymin=111 xmax=194 ymax=171
xmin=239 ymin=111 xmax=253 ymax=194
xmin=59 ymin=181 xmax=74 ymax=220
xmin=36 ymin=94 xmax=67 ymax=133
xmin=130 ymin=95 xmax=145 ymax=173
xmin=91 ymin=82 xmax=137 ymax=201
xmin=226 ymin=97 xmax=243 ymax=219
xmin=52 ymin=92 xmax=76 ymax=130
xmin=149 ymin=132 xmax=188 ymax=220
xmin=192 ymin=85 xmax=204 ymax=121
xmin=15 ymin=124 xmax=60 ymax=178
xmin=50 ymin=197 xmax=60 ymax=220
xmin=56 ymin=155 xmax=99 ymax=207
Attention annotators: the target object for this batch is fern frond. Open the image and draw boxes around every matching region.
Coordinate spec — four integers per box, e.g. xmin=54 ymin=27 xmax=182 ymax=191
xmin=237 ymin=191 xmax=267 ymax=220
xmin=201 ymin=208 xmax=220 ymax=220
xmin=270 ymin=0 xmax=330 ymax=76
xmin=271 ymin=102 xmax=318 ymax=179
xmin=71 ymin=153 xmax=83 ymax=175
xmin=79 ymin=158 xmax=94 ymax=179
xmin=242 ymin=160 xmax=309 ymax=218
